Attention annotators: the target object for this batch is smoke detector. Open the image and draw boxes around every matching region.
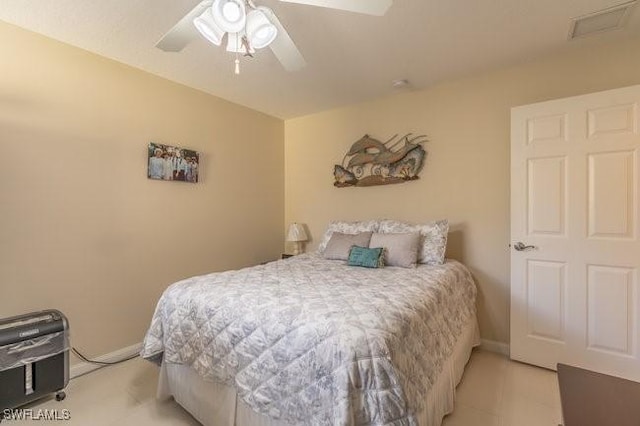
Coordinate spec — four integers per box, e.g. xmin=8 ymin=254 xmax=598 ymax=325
xmin=392 ymin=79 xmax=410 ymax=89
xmin=568 ymin=1 xmax=637 ymax=40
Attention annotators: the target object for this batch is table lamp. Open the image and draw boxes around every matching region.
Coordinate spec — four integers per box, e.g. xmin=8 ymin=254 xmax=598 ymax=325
xmin=287 ymin=223 xmax=308 ymax=255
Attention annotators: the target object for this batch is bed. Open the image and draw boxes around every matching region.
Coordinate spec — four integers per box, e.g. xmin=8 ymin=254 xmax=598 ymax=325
xmin=140 ymin=252 xmax=478 ymax=426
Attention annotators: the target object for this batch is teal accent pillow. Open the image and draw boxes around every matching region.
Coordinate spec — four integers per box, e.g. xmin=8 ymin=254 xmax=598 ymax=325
xmin=347 ymin=246 xmax=385 ymax=268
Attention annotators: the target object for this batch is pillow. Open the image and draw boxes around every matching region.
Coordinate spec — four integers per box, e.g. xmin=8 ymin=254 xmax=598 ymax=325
xmin=318 ymin=220 xmax=379 ymax=253
xmin=347 ymin=246 xmax=384 ymax=268
xmin=378 ymin=219 xmax=449 ymax=265
xmin=369 ymin=232 xmax=420 ymax=268
xmin=323 ymin=232 xmax=373 ymax=261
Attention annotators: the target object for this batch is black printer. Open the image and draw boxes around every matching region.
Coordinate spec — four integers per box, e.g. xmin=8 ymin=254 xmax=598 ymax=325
xmin=0 ymin=310 xmax=69 ymax=410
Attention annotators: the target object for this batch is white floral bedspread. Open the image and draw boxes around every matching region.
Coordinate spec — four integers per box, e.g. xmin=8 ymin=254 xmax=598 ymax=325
xmin=141 ymin=254 xmax=476 ymax=426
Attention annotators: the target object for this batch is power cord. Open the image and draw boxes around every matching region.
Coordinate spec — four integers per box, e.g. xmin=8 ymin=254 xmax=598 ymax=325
xmin=71 ymin=347 xmax=139 ymax=367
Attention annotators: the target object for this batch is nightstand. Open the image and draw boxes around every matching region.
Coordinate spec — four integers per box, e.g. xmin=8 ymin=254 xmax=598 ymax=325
xmin=282 ymin=254 xmax=293 ymax=259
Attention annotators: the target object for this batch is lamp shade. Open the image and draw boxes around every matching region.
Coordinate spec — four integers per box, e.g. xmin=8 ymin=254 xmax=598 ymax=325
xmin=212 ymin=0 xmax=246 ymax=34
xmin=246 ymin=8 xmax=278 ymax=49
xmin=287 ymin=223 xmax=308 ymax=242
xmin=193 ymin=7 xmax=224 ymax=46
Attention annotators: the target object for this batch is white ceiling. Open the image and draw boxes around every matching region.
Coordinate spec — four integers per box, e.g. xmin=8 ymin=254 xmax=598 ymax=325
xmin=1 ymin=0 xmax=639 ymax=118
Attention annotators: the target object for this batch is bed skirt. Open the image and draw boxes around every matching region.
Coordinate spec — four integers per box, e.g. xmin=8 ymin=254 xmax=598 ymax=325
xmin=156 ymin=315 xmax=480 ymax=426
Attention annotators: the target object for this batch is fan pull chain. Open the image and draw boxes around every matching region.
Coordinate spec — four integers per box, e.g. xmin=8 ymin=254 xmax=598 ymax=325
xmin=234 ymin=33 xmax=240 ymax=75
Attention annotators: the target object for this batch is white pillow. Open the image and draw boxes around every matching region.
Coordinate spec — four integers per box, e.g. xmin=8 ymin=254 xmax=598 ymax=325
xmin=318 ymin=220 xmax=379 ymax=253
xmin=323 ymin=232 xmax=373 ymax=261
xmin=378 ymin=219 xmax=449 ymax=265
xmin=369 ymin=232 xmax=420 ymax=268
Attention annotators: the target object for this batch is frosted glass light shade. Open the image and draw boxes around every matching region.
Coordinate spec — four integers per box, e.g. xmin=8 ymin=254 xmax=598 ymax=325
xmin=212 ymin=0 xmax=246 ymax=33
xmin=193 ymin=7 xmax=224 ymax=46
xmin=246 ymin=9 xmax=278 ymax=49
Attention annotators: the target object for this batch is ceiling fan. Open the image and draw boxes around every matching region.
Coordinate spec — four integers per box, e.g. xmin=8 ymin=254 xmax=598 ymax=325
xmin=156 ymin=0 xmax=393 ymax=74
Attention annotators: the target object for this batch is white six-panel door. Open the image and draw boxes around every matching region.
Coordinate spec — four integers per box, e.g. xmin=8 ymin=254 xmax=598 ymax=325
xmin=511 ymin=84 xmax=640 ymax=382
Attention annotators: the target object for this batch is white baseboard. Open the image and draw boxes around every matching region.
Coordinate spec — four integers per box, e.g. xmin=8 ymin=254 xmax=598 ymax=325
xmin=70 ymin=342 xmax=142 ymax=379
xmin=68 ymin=339 xmax=508 ymax=378
xmin=480 ymin=339 xmax=510 ymax=356
xmin=68 ymin=339 xmax=507 ymax=379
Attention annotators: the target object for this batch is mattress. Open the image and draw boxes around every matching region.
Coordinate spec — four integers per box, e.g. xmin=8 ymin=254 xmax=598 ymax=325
xmin=141 ymin=253 xmax=477 ymax=425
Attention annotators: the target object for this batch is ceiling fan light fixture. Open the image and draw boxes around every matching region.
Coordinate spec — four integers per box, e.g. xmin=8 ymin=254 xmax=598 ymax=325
xmin=246 ymin=9 xmax=278 ymax=49
xmin=223 ymin=2 xmax=242 ymax=21
xmin=193 ymin=8 xmax=224 ymax=46
xmin=212 ymin=0 xmax=246 ymax=33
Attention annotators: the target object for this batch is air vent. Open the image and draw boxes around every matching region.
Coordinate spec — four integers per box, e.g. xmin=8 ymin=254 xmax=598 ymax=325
xmin=568 ymin=1 xmax=637 ymax=40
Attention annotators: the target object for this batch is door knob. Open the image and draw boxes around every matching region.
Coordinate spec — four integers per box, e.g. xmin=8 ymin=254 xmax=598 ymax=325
xmin=513 ymin=242 xmax=537 ymax=251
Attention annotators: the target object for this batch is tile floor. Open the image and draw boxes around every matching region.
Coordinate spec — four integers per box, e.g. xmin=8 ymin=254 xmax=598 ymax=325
xmin=8 ymin=349 xmax=562 ymax=425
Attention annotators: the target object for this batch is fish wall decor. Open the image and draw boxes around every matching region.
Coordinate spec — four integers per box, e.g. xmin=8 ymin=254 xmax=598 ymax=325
xmin=334 ymin=134 xmax=427 ymax=187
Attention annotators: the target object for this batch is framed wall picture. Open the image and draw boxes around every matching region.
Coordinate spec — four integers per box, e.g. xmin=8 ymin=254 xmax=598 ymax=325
xmin=148 ymin=142 xmax=199 ymax=183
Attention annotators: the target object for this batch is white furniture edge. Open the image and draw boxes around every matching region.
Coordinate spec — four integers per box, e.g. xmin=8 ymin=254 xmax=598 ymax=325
xmin=69 ymin=342 xmax=142 ymax=379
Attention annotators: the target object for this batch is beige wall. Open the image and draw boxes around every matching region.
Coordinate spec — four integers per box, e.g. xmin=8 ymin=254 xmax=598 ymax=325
xmin=0 ymin=22 xmax=284 ymax=360
xmin=285 ymin=36 xmax=640 ymax=344
xmin=3 ymin=18 xmax=640 ymax=357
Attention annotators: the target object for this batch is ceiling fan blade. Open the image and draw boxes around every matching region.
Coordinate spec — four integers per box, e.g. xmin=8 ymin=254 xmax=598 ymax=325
xmin=156 ymin=0 xmax=213 ymax=52
xmin=279 ymin=0 xmax=391 ymax=16
xmin=260 ymin=7 xmax=306 ymax=72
